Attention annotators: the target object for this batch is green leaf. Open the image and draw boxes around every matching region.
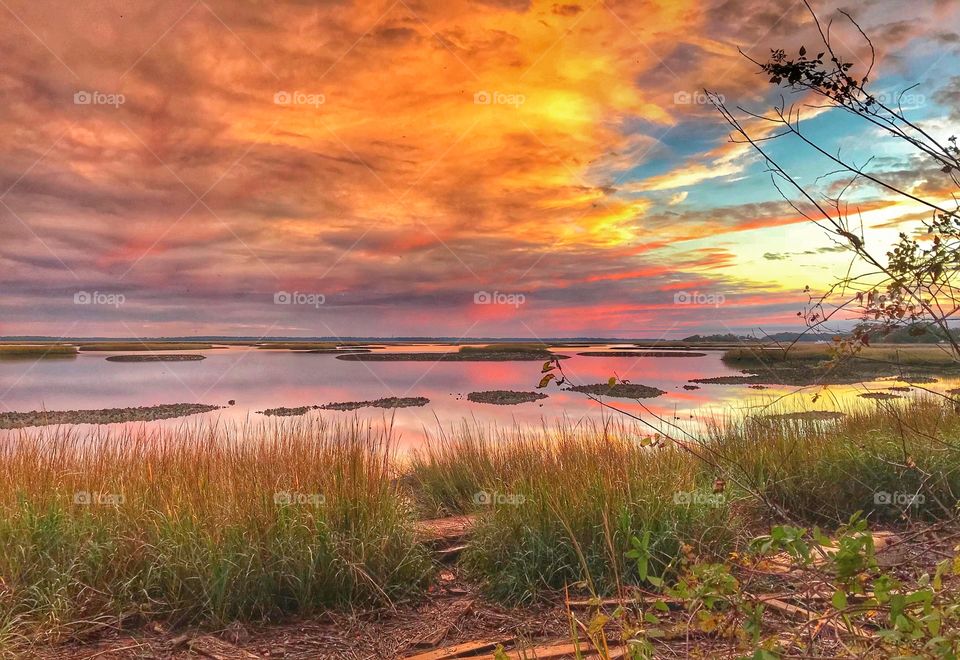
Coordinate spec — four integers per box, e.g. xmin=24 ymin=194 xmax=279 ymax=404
xmin=832 ymin=589 xmax=848 ymax=610
xmin=537 ymin=373 xmax=555 ymax=389
xmin=607 ymin=376 xmax=617 ymax=387
xmin=541 ymin=360 xmax=554 ymax=373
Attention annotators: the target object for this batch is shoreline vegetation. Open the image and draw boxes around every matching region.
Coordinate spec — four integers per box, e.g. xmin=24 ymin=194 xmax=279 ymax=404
xmin=566 ymin=382 xmax=667 ymax=398
xmin=577 ymin=350 xmax=708 ymax=357
xmin=258 ymin=397 xmax=430 ymax=416
xmin=78 ymin=343 xmax=217 ymax=351
xmin=465 ymin=390 xmax=548 ymax=405
xmin=0 ymin=403 xmax=222 ymax=429
xmin=0 ymin=399 xmax=958 ymax=655
xmin=0 ymin=345 xmax=78 ymax=359
xmin=336 ymin=344 xmax=569 ymax=361
xmin=680 ymin=343 xmax=960 ymax=386
xmin=105 ymin=354 xmax=206 ymax=362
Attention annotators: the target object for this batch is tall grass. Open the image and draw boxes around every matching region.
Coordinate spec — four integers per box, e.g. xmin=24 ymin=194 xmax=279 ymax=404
xmin=0 ymin=419 xmax=431 ymax=644
xmin=2 ymin=399 xmax=959 ymax=642
xmin=409 ymin=421 xmax=740 ymax=602
xmin=409 ymin=400 xmax=960 ymax=601
xmin=708 ymin=398 xmax=960 ymax=523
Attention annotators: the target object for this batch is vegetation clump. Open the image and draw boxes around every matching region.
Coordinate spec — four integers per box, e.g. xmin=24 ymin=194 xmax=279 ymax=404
xmin=258 ymin=406 xmax=316 ymax=417
xmin=105 ymin=354 xmax=206 ymax=362
xmin=0 ymin=420 xmax=431 ymax=640
xmin=79 ymin=343 xmax=215 ymax=351
xmin=320 ymin=396 xmax=429 ymax=411
xmin=0 ymin=403 xmax=221 ymax=429
xmin=0 ymin=344 xmax=77 ymax=358
xmin=577 ymin=350 xmax=707 ymax=357
xmin=466 ymin=390 xmax=548 ymax=405
xmin=566 ymin=382 xmax=666 ymax=399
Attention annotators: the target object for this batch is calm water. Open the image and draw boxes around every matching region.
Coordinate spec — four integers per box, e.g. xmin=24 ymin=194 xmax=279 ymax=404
xmin=1 ymin=344 xmax=956 ymax=449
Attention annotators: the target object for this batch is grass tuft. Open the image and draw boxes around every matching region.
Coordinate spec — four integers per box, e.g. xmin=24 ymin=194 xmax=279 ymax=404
xmin=0 ymin=419 xmax=431 ymax=642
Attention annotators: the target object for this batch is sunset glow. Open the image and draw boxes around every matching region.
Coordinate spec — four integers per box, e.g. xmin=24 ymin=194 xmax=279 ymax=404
xmin=2 ymin=0 xmax=958 ymax=338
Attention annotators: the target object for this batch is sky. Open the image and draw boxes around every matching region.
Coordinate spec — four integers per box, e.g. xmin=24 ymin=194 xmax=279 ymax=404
xmin=1 ymin=0 xmax=958 ymax=339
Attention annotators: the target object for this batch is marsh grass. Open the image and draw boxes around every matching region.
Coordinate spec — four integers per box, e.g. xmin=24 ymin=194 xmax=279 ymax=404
xmin=409 ymin=399 xmax=960 ymax=601
xmin=78 ymin=343 xmax=215 ymax=351
xmin=708 ymin=398 xmax=960 ymax=523
xmin=458 ymin=343 xmax=551 ymax=353
xmin=409 ymin=421 xmax=739 ymax=602
xmin=2 ymin=399 xmax=959 ymax=643
xmin=256 ymin=342 xmax=340 ymax=350
xmin=0 ymin=419 xmax=431 ymax=644
xmin=723 ymin=343 xmax=960 ymax=366
xmin=0 ymin=345 xmax=77 ymax=359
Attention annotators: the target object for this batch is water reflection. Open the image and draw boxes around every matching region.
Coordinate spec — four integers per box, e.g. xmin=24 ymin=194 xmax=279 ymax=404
xmin=1 ymin=344 xmax=957 ymax=450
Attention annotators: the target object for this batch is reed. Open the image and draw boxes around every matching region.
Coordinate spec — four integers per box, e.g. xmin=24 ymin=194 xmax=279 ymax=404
xmin=409 ymin=420 xmax=739 ymax=602
xmin=0 ymin=418 xmax=431 ymax=644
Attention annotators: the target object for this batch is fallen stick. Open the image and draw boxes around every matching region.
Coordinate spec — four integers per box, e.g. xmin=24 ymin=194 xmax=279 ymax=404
xmin=470 ymin=641 xmax=624 ymax=659
xmin=404 ymin=638 xmax=509 ymax=660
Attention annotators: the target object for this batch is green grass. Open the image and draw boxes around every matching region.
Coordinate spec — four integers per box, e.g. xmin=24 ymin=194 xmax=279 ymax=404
xmin=707 ymin=398 xmax=960 ymax=523
xmin=0 ymin=420 xmax=431 ymax=644
xmin=408 ymin=399 xmax=960 ymax=601
xmin=0 ymin=345 xmax=77 ymax=358
xmin=409 ymin=422 xmax=740 ymax=602
xmin=2 ymin=398 xmax=960 ymax=644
